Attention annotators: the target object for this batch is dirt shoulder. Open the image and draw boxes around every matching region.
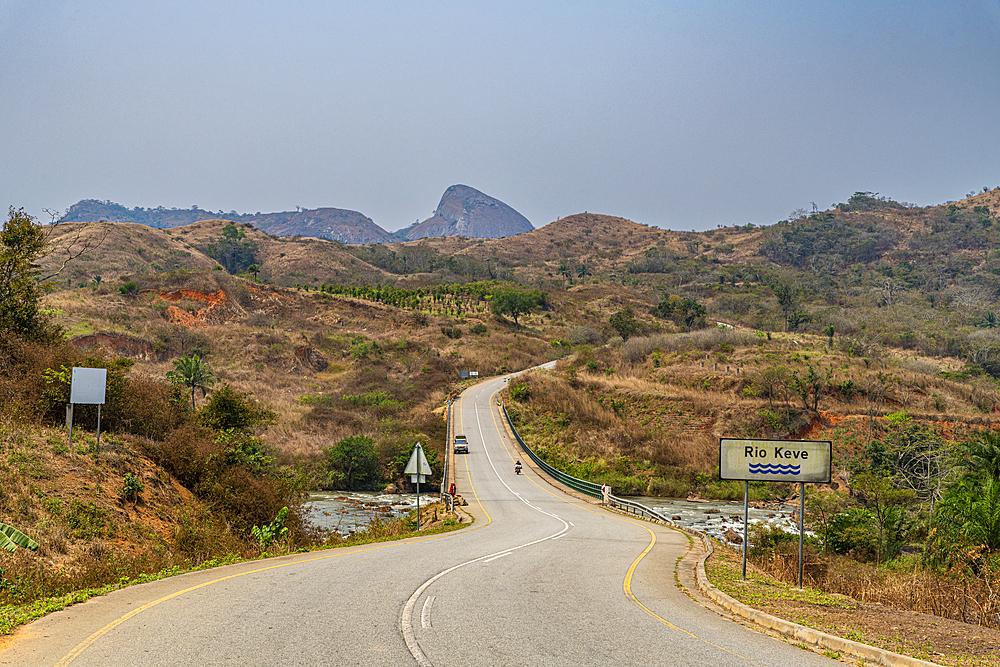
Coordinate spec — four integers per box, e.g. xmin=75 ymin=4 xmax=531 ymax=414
xmin=703 ymin=544 xmax=1000 ymax=666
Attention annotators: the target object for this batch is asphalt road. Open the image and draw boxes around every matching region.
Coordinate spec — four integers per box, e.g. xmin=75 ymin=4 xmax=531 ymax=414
xmin=1 ymin=368 xmax=841 ymax=666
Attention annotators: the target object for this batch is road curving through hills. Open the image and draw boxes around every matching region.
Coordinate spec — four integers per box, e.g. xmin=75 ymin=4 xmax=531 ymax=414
xmin=1 ymin=364 xmax=843 ymax=666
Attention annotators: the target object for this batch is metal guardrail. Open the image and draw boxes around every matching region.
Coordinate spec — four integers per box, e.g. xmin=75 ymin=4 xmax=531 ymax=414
xmin=501 ymin=402 xmax=602 ymax=499
xmin=441 ymin=397 xmax=454 ymax=511
xmin=604 ymin=495 xmax=671 ymax=524
xmin=501 ymin=401 xmax=673 ymax=523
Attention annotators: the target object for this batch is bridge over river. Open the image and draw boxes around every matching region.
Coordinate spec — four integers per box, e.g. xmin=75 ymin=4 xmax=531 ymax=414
xmin=1 ymin=368 xmax=840 ymax=666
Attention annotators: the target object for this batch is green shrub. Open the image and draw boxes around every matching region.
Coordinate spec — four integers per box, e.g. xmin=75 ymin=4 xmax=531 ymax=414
xmin=827 ymin=508 xmax=880 ymax=561
xmin=121 ymin=473 xmax=144 ymax=503
xmin=323 ymin=436 xmax=383 ymax=491
xmin=748 ymin=523 xmax=800 ymax=559
xmin=509 ymin=381 xmax=531 ymax=402
xmin=703 ymin=480 xmax=744 ymax=500
xmin=251 ymin=507 xmax=289 ymax=550
xmin=645 ymin=476 xmax=691 ymax=497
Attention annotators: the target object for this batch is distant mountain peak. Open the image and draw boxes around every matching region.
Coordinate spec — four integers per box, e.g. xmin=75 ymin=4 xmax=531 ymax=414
xmin=403 ymin=185 xmax=532 ymax=240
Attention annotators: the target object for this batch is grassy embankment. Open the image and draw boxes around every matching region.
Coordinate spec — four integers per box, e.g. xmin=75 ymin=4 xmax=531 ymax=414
xmin=0 ymin=414 xmax=465 ymax=634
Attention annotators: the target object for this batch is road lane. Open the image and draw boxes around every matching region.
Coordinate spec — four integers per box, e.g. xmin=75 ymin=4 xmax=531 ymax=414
xmin=1 ymin=367 xmax=841 ymax=666
xmin=406 ymin=370 xmax=841 ymax=666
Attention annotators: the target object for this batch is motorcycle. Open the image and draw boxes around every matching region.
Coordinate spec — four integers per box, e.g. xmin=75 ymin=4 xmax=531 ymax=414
xmin=515 ymin=463 xmax=522 ymax=475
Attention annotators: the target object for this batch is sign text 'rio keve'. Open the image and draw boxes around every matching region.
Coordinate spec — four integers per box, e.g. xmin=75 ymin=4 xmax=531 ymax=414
xmin=719 ymin=438 xmax=831 ymax=484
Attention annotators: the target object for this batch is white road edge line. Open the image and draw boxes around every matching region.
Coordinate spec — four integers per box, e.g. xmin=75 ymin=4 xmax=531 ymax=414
xmin=483 ymin=552 xmax=512 ymax=563
xmin=400 ymin=370 xmax=567 ymax=667
xmin=400 ymin=523 xmax=569 ymax=666
xmin=421 ymin=596 xmax=436 ymax=629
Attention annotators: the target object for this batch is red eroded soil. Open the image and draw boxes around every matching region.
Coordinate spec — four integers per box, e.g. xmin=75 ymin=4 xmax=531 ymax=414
xmin=147 ymin=289 xmax=235 ymax=327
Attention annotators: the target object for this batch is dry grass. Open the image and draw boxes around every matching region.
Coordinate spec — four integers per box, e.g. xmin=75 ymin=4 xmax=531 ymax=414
xmin=755 ymin=551 xmax=1000 ymax=630
xmin=503 ymin=327 xmax=1000 ymax=502
xmin=622 ymin=327 xmax=761 ymax=363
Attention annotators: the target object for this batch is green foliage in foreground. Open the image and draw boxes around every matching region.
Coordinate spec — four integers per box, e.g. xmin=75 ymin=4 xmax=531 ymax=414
xmin=0 ymin=208 xmax=59 ymax=344
xmin=0 ymin=523 xmax=39 ymax=554
xmin=251 ymin=507 xmax=289 ymax=550
xmin=199 ymin=384 xmax=277 ymax=433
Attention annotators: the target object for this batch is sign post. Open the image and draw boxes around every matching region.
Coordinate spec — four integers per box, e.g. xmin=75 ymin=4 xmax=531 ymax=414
xmin=404 ymin=441 xmax=433 ymax=531
xmin=69 ymin=368 xmax=108 ymax=453
xmin=720 ymin=438 xmax=831 ymax=586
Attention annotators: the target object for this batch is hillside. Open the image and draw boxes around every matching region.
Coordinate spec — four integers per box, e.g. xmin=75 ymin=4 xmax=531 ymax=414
xmin=41 ymin=219 xmax=392 ymax=289
xmin=46 ymin=189 xmax=1000 ymax=378
xmin=37 ymin=186 xmax=1000 ymax=470
xmin=247 ymin=208 xmax=394 ymax=245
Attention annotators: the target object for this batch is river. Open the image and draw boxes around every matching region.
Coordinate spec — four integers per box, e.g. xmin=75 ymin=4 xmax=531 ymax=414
xmin=305 ymin=491 xmax=427 ymax=535
xmin=306 ymin=492 xmax=803 ymax=542
xmin=631 ymin=496 xmax=805 ymax=543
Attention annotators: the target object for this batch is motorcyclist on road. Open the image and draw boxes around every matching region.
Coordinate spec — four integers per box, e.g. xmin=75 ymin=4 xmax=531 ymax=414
xmin=515 ymin=459 xmax=522 ymax=475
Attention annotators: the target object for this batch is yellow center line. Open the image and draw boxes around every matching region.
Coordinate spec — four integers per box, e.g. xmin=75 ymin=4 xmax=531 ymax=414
xmin=60 ymin=379 xmax=755 ymax=665
xmin=57 ymin=402 xmax=491 ymax=667
xmin=56 ymin=533 xmax=447 ymax=666
xmin=487 ymin=385 xmax=762 ymax=665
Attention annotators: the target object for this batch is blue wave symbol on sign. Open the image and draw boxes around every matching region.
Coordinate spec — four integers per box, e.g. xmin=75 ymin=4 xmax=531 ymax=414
xmin=748 ymin=463 xmax=801 ymax=475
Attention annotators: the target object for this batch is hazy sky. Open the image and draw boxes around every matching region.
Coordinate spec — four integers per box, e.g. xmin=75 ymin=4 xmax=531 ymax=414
xmin=2 ymin=1 xmax=998 ymax=232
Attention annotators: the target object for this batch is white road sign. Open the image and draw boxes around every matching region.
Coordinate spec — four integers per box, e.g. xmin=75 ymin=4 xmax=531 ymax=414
xmin=70 ymin=367 xmax=107 ymax=405
xmin=405 ymin=442 xmax=432 ymax=483
xmin=720 ymin=438 xmax=831 ymax=483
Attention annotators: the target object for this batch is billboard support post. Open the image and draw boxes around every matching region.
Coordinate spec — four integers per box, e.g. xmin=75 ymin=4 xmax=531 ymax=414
xmin=742 ymin=480 xmax=749 ymax=580
xmin=720 ymin=438 xmax=831 ymax=586
xmin=799 ymin=482 xmax=805 ymax=588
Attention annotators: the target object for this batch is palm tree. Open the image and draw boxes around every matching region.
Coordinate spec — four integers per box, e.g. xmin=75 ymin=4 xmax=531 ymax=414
xmin=167 ymin=354 xmax=217 ymax=409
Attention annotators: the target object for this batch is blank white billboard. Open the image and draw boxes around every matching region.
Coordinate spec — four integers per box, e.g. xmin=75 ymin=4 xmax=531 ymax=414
xmin=70 ymin=367 xmax=107 ymax=405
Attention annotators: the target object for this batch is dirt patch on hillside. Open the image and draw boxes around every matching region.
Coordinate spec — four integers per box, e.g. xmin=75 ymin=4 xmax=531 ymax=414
xmin=147 ymin=288 xmax=242 ymax=327
xmin=70 ymin=332 xmax=156 ymax=360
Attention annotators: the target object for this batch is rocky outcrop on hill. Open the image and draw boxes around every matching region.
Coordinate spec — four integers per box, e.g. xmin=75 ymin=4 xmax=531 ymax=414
xmin=252 ymin=208 xmax=394 ymax=245
xmin=61 ymin=200 xmax=222 ymax=228
xmin=403 ymin=185 xmax=533 ymax=240
xmin=294 ymin=345 xmax=329 ymax=372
